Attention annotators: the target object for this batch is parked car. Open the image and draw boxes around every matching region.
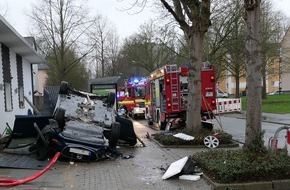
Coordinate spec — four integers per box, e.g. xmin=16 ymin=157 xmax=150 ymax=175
xmin=216 ymin=90 xmax=229 ymax=98
xmin=268 ymin=91 xmax=283 ymax=95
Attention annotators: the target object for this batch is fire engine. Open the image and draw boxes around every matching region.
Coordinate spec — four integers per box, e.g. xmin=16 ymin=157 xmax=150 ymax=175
xmin=145 ymin=63 xmax=216 ymax=130
xmin=117 ymin=77 xmax=150 ymax=119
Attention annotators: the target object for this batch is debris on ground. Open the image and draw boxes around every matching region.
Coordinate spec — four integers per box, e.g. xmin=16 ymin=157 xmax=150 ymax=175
xmin=162 ymin=156 xmax=199 ymax=180
xmin=179 ymin=174 xmax=201 ymax=181
xmin=122 ymin=154 xmax=134 ymax=159
xmin=146 ymin=132 xmax=150 ymax=139
xmin=173 ymin=133 xmax=194 ymax=141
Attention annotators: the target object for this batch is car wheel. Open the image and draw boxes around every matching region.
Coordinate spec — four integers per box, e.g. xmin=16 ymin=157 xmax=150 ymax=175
xmin=147 ymin=119 xmax=153 ymax=125
xmin=59 ymin=81 xmax=69 ymax=94
xmin=204 ymin=136 xmax=219 ymax=148
xmin=54 ymin=107 xmax=66 ymax=128
xmin=109 ymin=122 xmax=120 ymax=148
xmin=157 ymin=112 xmax=166 ymax=130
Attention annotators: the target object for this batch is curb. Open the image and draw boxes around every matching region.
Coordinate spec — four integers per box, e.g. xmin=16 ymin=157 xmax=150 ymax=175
xmin=203 ymin=174 xmax=290 ymax=190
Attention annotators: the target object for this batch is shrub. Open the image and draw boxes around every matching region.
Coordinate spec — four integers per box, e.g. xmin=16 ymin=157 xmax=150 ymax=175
xmin=192 ymin=148 xmax=290 ymax=183
xmin=153 ymin=127 xmax=233 ymax=146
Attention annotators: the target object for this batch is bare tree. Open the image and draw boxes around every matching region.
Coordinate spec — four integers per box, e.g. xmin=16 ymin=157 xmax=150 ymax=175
xmin=206 ymin=0 xmax=246 ymax=97
xmin=118 ymin=0 xmax=211 ymax=129
xmin=223 ymin=0 xmax=247 ymax=98
xmin=46 ymin=48 xmax=89 ymax=90
xmin=28 ymin=0 xmax=94 ymax=86
xmin=159 ymin=0 xmax=211 ymax=129
xmin=282 ymin=28 xmax=290 ymax=74
xmin=119 ymin=19 xmax=181 ymax=77
xmin=203 ymin=0 xmax=288 ymax=99
xmin=86 ymin=14 xmax=120 ymax=78
xmin=244 ymin=0 xmax=263 ymax=148
xmin=260 ymin=0 xmax=288 ymax=98
xmin=105 ymin=32 xmax=121 ymax=76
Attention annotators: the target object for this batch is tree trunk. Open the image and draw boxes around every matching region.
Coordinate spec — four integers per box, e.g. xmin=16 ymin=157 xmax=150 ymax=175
xmin=235 ymin=76 xmax=240 ymax=98
xmin=159 ymin=0 xmax=210 ymax=130
xmin=244 ymin=1 xmax=262 ymax=147
xmin=262 ymin=72 xmax=267 ymax=99
xmin=186 ymin=32 xmax=203 ymax=129
xmin=261 ymin=55 xmax=267 ymax=99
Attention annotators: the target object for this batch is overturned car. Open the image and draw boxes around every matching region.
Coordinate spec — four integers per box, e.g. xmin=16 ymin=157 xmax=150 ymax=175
xmin=5 ymin=81 xmax=137 ymax=161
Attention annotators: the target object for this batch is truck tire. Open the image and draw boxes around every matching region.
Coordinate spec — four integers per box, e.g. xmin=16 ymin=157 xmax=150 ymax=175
xmin=54 ymin=107 xmax=66 ymax=129
xmin=157 ymin=112 xmax=166 ymax=130
xmin=147 ymin=118 xmax=153 ymax=125
xmin=59 ymin=81 xmax=69 ymax=94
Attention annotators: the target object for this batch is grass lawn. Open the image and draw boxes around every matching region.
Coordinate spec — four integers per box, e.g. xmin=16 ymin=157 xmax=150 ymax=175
xmin=241 ymin=94 xmax=290 ymax=113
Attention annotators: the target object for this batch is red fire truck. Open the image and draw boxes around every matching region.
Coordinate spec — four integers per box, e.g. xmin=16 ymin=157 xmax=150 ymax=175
xmin=117 ymin=77 xmax=151 ymax=119
xmin=145 ymin=64 xmax=216 ymax=130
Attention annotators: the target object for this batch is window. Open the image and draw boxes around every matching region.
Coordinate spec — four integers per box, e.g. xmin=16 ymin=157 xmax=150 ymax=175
xmin=136 ymin=86 xmax=146 ymax=97
xmin=1 ymin=43 xmax=13 ymax=111
xmin=16 ymin=54 xmax=25 ymax=108
xmin=271 ymin=81 xmax=275 ymax=86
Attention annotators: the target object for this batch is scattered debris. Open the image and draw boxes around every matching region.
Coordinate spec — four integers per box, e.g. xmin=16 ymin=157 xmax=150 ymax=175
xmin=122 ymin=154 xmax=134 ymax=159
xmin=163 ymin=132 xmax=173 ymax=136
xmin=162 ymin=156 xmax=198 ymax=180
xmin=179 ymin=174 xmax=200 ymax=181
xmin=146 ymin=132 xmax=150 ymax=139
xmin=173 ymin=133 xmax=194 ymax=141
xmin=158 ymin=165 xmax=167 ymax=172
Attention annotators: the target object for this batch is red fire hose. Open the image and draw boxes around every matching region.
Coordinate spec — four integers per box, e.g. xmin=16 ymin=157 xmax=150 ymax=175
xmin=0 ymin=152 xmax=61 ymax=187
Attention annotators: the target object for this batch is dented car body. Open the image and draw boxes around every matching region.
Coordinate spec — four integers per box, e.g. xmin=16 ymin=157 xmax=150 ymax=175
xmin=5 ymin=81 xmax=137 ymax=161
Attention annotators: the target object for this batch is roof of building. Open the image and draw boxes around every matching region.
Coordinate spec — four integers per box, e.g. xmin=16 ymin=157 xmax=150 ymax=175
xmin=0 ymin=15 xmax=44 ymax=64
xmin=89 ymin=76 xmax=122 ymax=85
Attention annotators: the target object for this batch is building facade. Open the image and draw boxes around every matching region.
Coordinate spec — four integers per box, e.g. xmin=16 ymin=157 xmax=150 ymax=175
xmin=0 ymin=15 xmax=44 ymax=134
xmin=282 ymin=27 xmax=290 ymax=91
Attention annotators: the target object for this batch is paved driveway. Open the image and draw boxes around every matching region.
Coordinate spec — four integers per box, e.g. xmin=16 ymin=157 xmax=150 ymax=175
xmin=0 ymin=120 xmax=213 ymax=190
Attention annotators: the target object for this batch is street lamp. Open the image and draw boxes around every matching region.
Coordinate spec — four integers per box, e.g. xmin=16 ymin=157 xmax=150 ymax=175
xmin=279 ymin=48 xmax=282 ymax=94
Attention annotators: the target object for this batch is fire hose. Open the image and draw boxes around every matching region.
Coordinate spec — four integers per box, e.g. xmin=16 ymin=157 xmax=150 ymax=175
xmin=0 ymin=152 xmax=61 ymax=187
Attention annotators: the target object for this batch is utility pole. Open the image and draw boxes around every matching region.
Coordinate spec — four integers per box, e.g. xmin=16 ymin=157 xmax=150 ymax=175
xmin=279 ymin=48 xmax=282 ymax=94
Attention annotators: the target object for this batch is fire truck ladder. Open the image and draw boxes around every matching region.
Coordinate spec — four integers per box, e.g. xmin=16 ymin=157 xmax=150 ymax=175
xmin=169 ymin=72 xmax=180 ymax=112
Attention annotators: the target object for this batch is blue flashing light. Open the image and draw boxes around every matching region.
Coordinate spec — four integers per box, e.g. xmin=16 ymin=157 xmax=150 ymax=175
xmin=133 ymin=78 xmax=139 ymax=84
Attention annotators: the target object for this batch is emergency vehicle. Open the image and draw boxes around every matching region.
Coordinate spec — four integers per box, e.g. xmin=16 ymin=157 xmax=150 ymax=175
xmin=145 ymin=63 xmax=216 ymax=130
xmin=117 ymin=77 xmax=150 ymax=119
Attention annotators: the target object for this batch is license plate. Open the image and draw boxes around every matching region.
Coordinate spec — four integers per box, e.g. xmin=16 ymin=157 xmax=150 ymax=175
xmin=69 ymin=147 xmax=91 ymax=156
xmin=206 ymin=91 xmax=213 ymax=97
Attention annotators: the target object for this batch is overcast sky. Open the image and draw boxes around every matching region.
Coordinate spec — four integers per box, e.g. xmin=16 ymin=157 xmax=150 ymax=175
xmin=1 ymin=0 xmax=156 ymax=40
xmin=1 ymin=0 xmax=290 ymax=41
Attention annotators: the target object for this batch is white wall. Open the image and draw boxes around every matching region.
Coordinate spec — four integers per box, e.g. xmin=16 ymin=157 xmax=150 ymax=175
xmin=0 ymin=47 xmax=33 ymax=135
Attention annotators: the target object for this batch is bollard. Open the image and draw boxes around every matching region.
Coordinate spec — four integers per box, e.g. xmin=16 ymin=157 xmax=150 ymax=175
xmin=287 ymin=130 xmax=290 ymax=156
xmin=270 ymin=137 xmax=278 ymax=149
